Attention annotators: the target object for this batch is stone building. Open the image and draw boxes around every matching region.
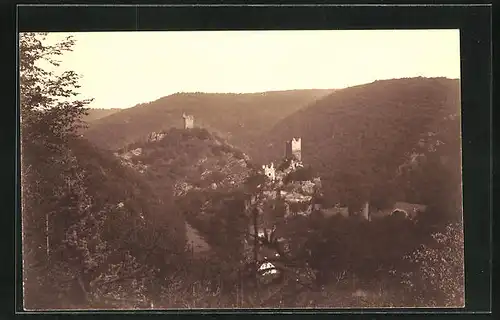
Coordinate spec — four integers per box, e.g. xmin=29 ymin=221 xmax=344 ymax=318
xmin=262 ymin=162 xmax=276 ymax=181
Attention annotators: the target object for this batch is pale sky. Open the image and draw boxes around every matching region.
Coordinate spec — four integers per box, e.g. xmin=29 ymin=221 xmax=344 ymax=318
xmin=41 ymin=30 xmax=461 ymax=109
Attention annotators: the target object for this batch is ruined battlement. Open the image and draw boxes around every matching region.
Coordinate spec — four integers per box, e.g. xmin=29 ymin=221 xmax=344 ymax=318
xmin=182 ymin=113 xmax=194 ymax=129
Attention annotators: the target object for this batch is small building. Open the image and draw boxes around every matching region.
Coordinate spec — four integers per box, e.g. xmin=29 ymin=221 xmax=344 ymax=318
xmin=262 ymin=162 xmax=276 ymax=181
xmin=259 ymin=261 xmax=278 ymax=276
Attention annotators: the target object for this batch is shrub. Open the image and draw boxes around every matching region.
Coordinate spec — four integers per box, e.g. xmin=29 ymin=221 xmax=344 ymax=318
xmin=401 ymin=222 xmax=464 ymax=307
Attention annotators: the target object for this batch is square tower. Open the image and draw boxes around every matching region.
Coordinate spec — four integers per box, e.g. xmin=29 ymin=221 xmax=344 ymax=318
xmin=285 ymin=137 xmax=302 ymax=161
xmin=182 ymin=113 xmax=194 ymax=129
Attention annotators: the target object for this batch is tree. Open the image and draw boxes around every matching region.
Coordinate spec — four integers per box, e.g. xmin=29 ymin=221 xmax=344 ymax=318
xmin=20 ymin=33 xmax=176 ymax=309
xmin=20 ymin=32 xmax=95 ymax=309
xmin=402 ymin=223 xmax=464 ymax=307
xmin=20 ymin=32 xmax=92 ymax=146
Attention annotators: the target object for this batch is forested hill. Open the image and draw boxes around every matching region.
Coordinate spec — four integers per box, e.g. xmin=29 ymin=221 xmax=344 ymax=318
xmin=83 ymin=89 xmax=333 ymax=151
xmin=114 ymin=127 xmax=253 ymax=201
xmin=82 ymin=108 xmax=123 ymax=123
xmin=113 ymin=127 xmax=254 ymax=252
xmin=251 ymin=77 xmax=461 ymax=211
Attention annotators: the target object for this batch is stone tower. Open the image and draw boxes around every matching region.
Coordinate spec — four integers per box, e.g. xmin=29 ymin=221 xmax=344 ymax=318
xmin=285 ymin=137 xmax=302 ymax=161
xmin=182 ymin=113 xmax=194 ymax=129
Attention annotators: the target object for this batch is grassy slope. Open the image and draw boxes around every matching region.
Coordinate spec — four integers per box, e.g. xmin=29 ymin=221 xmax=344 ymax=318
xmin=83 ymin=89 xmax=333 ymax=151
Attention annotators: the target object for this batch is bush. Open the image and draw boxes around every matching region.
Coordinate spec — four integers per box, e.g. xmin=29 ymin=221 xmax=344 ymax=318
xmin=401 ymin=222 xmax=464 ymax=307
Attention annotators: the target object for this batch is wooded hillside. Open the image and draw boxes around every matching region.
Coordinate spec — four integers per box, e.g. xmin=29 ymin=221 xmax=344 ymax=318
xmin=251 ymin=77 xmax=461 ymax=214
xmin=114 ymin=127 xmax=253 ymax=200
xmin=83 ymin=89 xmax=333 ymax=151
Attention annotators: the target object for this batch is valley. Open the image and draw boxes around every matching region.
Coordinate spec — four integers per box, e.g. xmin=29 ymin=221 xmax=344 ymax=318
xmin=23 ymin=70 xmax=464 ymax=309
xmin=76 ymin=77 xmax=463 ymax=308
xmin=19 ymin=30 xmax=470 ymax=311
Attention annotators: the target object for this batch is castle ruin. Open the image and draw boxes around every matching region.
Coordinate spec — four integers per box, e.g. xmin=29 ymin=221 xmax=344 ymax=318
xmin=182 ymin=113 xmax=194 ymax=129
xmin=262 ymin=162 xmax=276 ymax=181
xmin=285 ymin=137 xmax=302 ymax=161
xmin=262 ymin=138 xmax=303 ymax=182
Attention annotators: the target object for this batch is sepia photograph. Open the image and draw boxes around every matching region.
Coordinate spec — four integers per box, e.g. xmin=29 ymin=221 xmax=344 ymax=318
xmin=20 ymin=29 xmax=464 ymax=310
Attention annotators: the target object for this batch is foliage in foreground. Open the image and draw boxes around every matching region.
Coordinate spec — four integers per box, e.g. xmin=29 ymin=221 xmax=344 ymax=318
xmin=20 ymin=32 xmax=186 ymax=310
xmin=401 ymin=222 xmax=465 ymax=307
xmin=148 ymin=219 xmax=464 ymax=309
